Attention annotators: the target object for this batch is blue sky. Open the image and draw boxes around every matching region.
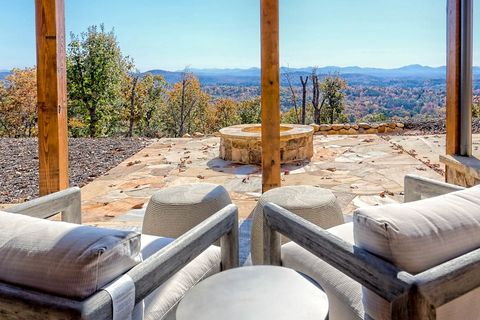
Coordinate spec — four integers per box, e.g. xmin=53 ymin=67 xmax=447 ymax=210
xmin=0 ymin=0 xmax=478 ymax=71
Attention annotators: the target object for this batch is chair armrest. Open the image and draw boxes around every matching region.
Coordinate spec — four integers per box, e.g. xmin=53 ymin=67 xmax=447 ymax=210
xmin=0 ymin=203 xmax=239 ymax=320
xmin=262 ymin=202 xmax=480 ymax=320
xmin=404 ymin=174 xmax=464 ymax=202
xmin=5 ymin=187 xmax=82 ymax=224
xmin=82 ymin=203 xmax=239 ymax=319
xmin=262 ymin=202 xmax=413 ymax=320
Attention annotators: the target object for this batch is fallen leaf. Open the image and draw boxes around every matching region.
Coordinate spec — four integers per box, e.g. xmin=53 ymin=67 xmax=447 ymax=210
xmin=127 ymin=160 xmax=142 ymax=167
xmin=131 ymin=203 xmax=144 ymax=209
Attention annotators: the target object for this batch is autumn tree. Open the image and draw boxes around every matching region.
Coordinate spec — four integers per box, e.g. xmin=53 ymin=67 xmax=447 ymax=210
xmin=206 ymin=98 xmax=241 ymax=132
xmin=0 ymin=68 xmax=37 ymax=137
xmin=160 ymin=72 xmax=209 ymax=137
xmin=67 ymin=24 xmax=129 ymax=137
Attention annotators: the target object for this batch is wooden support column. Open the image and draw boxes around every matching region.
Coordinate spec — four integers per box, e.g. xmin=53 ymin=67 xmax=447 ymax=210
xmin=446 ymin=0 xmax=472 ymax=156
xmin=442 ymin=0 xmax=477 ymax=187
xmin=459 ymin=0 xmax=473 ymax=156
xmin=261 ymin=0 xmax=281 ymax=192
xmin=35 ymin=0 xmax=69 ymax=195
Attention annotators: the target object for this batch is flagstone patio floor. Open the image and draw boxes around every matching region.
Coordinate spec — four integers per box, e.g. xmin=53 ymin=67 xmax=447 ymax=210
xmin=73 ymin=133 xmax=480 ymax=263
xmin=81 ymin=133 xmax=470 ymax=229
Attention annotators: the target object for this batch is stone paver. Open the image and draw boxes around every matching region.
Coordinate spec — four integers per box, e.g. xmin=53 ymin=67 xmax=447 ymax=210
xmin=388 ymin=134 xmax=480 ymax=174
xmin=82 ymin=134 xmax=446 ymax=229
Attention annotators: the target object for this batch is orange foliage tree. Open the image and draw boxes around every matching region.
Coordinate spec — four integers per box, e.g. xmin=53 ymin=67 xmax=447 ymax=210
xmin=206 ymin=98 xmax=241 ymax=132
xmin=0 ymin=68 xmax=37 ymax=137
xmin=160 ymin=72 xmax=210 ymax=137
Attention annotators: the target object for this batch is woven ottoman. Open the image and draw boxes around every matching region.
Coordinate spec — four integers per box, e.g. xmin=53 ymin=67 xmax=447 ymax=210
xmin=251 ymin=185 xmax=344 ymax=264
xmin=142 ymin=184 xmax=232 ymax=238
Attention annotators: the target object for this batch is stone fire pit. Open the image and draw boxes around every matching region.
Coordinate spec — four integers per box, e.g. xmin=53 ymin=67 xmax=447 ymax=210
xmin=219 ymin=124 xmax=314 ymax=165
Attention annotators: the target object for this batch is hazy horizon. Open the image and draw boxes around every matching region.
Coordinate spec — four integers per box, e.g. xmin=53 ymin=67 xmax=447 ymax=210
xmin=3 ymin=64 xmax=480 ymax=74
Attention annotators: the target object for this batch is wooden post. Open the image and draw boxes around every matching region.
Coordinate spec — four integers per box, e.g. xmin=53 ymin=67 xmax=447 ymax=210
xmin=446 ymin=0 xmax=472 ymax=157
xmin=459 ymin=0 xmax=472 ymax=156
xmin=35 ymin=0 xmax=69 ymax=195
xmin=261 ymin=0 xmax=281 ymax=192
xmin=446 ymin=0 xmax=461 ymax=156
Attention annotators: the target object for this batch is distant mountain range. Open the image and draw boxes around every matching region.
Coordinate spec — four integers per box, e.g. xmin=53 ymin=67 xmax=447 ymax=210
xmin=145 ymin=65 xmax=480 ymax=87
xmin=2 ymin=65 xmax=480 ymax=88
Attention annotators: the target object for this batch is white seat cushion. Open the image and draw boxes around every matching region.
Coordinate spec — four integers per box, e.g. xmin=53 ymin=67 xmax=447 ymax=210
xmin=353 ymin=186 xmax=480 ymax=320
xmin=140 ymin=234 xmax=221 ymax=320
xmin=0 ymin=211 xmax=141 ymax=299
xmin=282 ymin=223 xmax=364 ymax=320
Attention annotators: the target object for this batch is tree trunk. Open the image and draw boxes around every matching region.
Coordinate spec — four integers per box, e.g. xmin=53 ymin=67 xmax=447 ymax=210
xmin=88 ymin=105 xmax=98 ymax=137
xmin=314 ymin=108 xmax=320 ymax=124
xmin=284 ymin=71 xmax=300 ymax=123
xmin=300 ymin=76 xmax=308 ymax=125
xmin=178 ymin=78 xmax=186 ymax=137
xmin=312 ymin=75 xmax=320 ymax=124
xmin=145 ymin=109 xmax=153 ymax=129
xmin=127 ymin=76 xmax=139 ymax=138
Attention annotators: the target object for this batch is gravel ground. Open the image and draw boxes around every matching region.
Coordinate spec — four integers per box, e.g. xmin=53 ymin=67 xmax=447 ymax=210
xmin=0 ymin=138 xmax=152 ymax=204
xmin=404 ymin=118 xmax=480 ymax=134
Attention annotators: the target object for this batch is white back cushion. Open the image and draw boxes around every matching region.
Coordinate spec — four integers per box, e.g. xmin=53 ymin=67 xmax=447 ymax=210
xmin=353 ymin=186 xmax=480 ymax=319
xmin=0 ymin=211 xmax=141 ymax=299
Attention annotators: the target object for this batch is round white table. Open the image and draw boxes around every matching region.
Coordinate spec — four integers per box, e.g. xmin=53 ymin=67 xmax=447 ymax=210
xmin=176 ymin=266 xmax=329 ymax=320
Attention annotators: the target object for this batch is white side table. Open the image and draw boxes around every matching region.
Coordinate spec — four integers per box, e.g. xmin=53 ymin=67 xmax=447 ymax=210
xmin=177 ymin=266 xmax=329 ymax=320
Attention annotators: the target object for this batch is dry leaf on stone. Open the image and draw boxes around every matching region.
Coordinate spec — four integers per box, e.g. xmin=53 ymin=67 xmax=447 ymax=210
xmin=127 ymin=160 xmax=142 ymax=167
xmin=131 ymin=203 xmax=144 ymax=209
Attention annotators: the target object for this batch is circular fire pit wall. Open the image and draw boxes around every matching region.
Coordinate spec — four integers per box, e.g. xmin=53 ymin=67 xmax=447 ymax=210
xmin=219 ymin=124 xmax=314 ymax=165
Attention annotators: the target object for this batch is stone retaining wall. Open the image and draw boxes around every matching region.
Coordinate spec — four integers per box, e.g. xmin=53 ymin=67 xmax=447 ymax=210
xmin=310 ymin=122 xmax=404 ymax=135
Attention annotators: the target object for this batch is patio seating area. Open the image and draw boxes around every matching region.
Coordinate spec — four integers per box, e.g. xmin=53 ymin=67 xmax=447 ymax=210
xmin=2 ymin=0 xmax=480 ymax=319
xmin=1 ymin=162 xmax=479 ymax=319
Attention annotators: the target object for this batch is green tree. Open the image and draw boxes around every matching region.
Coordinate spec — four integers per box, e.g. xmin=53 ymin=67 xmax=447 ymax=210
xmin=320 ymin=74 xmax=347 ymax=124
xmin=238 ymin=97 xmax=261 ymax=124
xmin=67 ymin=24 xmax=129 ymax=137
xmin=361 ymin=113 xmax=388 ymax=123
xmin=282 ymin=104 xmax=314 ymax=124
xmin=121 ymin=71 xmax=167 ymax=137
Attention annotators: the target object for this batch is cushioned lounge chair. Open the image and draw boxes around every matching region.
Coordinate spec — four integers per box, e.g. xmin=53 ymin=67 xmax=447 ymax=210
xmin=261 ymin=175 xmax=480 ymax=319
xmin=0 ymin=187 xmax=238 ymax=320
